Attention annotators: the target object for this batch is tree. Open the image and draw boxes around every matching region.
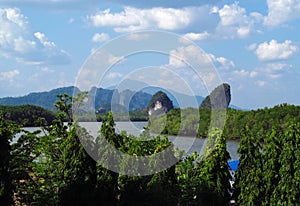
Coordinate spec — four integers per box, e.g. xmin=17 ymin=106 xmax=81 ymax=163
xmin=261 ymin=127 xmax=282 ymax=205
xmin=95 ymin=111 xmax=119 ymax=205
xmin=200 ymin=128 xmax=232 ymax=205
xmin=235 ymin=126 xmax=264 ymax=205
xmin=0 ymin=114 xmax=20 ymax=205
xmin=269 ymin=121 xmax=300 ymax=205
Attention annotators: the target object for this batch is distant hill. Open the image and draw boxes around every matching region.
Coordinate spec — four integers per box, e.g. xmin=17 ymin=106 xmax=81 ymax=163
xmin=0 ymin=86 xmax=152 ymax=112
xmin=89 ymin=87 xmax=152 ymax=113
xmin=0 ymin=85 xmax=242 ymax=112
xmin=0 ymin=86 xmax=79 ymax=111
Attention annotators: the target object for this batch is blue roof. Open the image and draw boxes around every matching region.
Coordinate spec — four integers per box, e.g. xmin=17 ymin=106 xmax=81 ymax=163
xmin=228 ymin=160 xmax=239 ymax=171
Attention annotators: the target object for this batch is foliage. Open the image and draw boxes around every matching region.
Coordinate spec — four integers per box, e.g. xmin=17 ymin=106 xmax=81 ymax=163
xmin=234 ymin=119 xmax=300 ymax=206
xmin=0 ymin=114 xmax=20 ymax=205
xmin=235 ymin=126 xmax=264 ymax=205
xmin=150 ymin=103 xmax=300 ymax=140
xmin=4 ymin=92 xmax=300 ymax=206
xmin=0 ymin=105 xmax=55 ymax=127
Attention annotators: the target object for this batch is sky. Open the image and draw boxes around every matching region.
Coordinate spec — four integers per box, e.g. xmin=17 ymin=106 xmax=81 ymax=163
xmin=0 ymin=0 xmax=300 ymax=109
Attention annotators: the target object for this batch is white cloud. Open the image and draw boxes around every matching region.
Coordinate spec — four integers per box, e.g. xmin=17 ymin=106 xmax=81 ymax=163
xmin=230 ymin=62 xmax=290 ymax=80
xmin=250 ymin=71 xmax=258 ymax=78
xmin=0 ymin=8 xmax=70 ymax=65
xmin=169 ymin=45 xmax=212 ymax=68
xmin=92 ymin=33 xmax=110 ymax=43
xmin=0 ymin=69 xmax=20 ymax=82
xmin=215 ymin=56 xmax=235 ymax=70
xmin=13 ymin=36 xmax=36 ymax=52
xmin=0 ymin=8 xmax=30 ymax=52
xmin=233 ymin=69 xmax=250 ymax=77
xmin=34 ymin=32 xmax=56 ymax=47
xmin=167 ymin=45 xmax=221 ymax=90
xmin=106 ymin=72 xmax=123 ymax=79
xmin=216 ymin=2 xmax=263 ymax=39
xmin=88 ymin=6 xmax=218 ymax=33
xmin=88 ymin=7 xmax=192 ymax=32
xmin=264 ymin=0 xmax=300 ymax=27
xmin=40 ymin=67 xmax=54 ymax=73
xmin=255 ymin=40 xmax=298 ymax=61
xmin=259 ymin=63 xmax=291 ymax=79
xmin=207 ymin=54 xmax=235 ymax=70
xmin=182 ymin=31 xmax=210 ymax=41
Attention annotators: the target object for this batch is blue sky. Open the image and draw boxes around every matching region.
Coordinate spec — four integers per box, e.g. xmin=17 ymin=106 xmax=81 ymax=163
xmin=0 ymin=0 xmax=299 ymax=109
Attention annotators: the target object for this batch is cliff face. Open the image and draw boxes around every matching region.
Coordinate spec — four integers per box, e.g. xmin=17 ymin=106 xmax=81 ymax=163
xmin=200 ymin=83 xmax=231 ymax=109
xmin=147 ymin=91 xmax=174 ymax=116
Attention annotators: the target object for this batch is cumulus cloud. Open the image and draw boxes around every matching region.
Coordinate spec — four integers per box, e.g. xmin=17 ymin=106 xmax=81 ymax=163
xmin=0 ymin=8 xmax=70 ymax=65
xmin=167 ymin=45 xmax=222 ymax=91
xmin=255 ymin=40 xmax=298 ymax=61
xmin=34 ymin=32 xmax=56 ymax=47
xmin=87 ymin=6 xmax=218 ymax=33
xmin=215 ymin=2 xmax=263 ymax=39
xmin=0 ymin=8 xmax=32 ymax=53
xmin=264 ymin=0 xmax=300 ymax=27
xmin=92 ymin=33 xmax=110 ymax=43
xmin=169 ymin=45 xmax=212 ymax=68
xmin=88 ymin=7 xmax=191 ymax=32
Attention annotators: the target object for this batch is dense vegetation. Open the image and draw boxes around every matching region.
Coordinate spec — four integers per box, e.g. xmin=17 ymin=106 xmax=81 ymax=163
xmin=0 ymin=105 xmax=56 ymax=127
xmin=1 ymin=93 xmax=300 ymax=205
xmin=0 ymin=93 xmax=233 ymax=205
xmin=149 ymin=103 xmax=300 ymax=140
xmin=234 ymin=122 xmax=300 ymax=205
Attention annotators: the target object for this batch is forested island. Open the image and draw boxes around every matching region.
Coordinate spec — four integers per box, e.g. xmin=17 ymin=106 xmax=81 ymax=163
xmin=1 ymin=86 xmax=300 ymax=205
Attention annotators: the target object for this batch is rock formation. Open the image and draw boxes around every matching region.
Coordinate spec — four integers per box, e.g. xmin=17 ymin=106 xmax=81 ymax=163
xmin=147 ymin=91 xmax=174 ymax=116
xmin=200 ymin=83 xmax=231 ymax=109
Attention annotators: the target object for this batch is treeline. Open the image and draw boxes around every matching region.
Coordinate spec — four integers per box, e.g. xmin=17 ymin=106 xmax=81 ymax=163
xmin=0 ymin=105 xmax=56 ymax=127
xmin=149 ymin=103 xmax=300 ymax=140
xmin=0 ymin=104 xmax=148 ymax=127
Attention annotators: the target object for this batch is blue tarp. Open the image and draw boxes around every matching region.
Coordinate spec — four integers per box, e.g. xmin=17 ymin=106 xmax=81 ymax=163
xmin=228 ymin=160 xmax=239 ymax=171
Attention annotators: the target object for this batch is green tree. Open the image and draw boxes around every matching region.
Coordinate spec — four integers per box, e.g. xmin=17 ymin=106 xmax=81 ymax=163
xmin=269 ymin=122 xmax=300 ymax=205
xmin=200 ymin=128 xmax=232 ymax=205
xmin=261 ymin=127 xmax=282 ymax=205
xmin=235 ymin=126 xmax=264 ymax=205
xmin=95 ymin=111 xmax=119 ymax=205
xmin=0 ymin=114 xmax=20 ymax=205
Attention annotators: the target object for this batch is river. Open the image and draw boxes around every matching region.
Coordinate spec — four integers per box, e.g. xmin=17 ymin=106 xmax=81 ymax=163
xmin=19 ymin=122 xmax=239 ymax=160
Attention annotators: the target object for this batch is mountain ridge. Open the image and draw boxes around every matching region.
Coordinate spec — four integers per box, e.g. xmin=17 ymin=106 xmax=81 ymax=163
xmin=0 ymin=86 xmax=243 ymax=111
